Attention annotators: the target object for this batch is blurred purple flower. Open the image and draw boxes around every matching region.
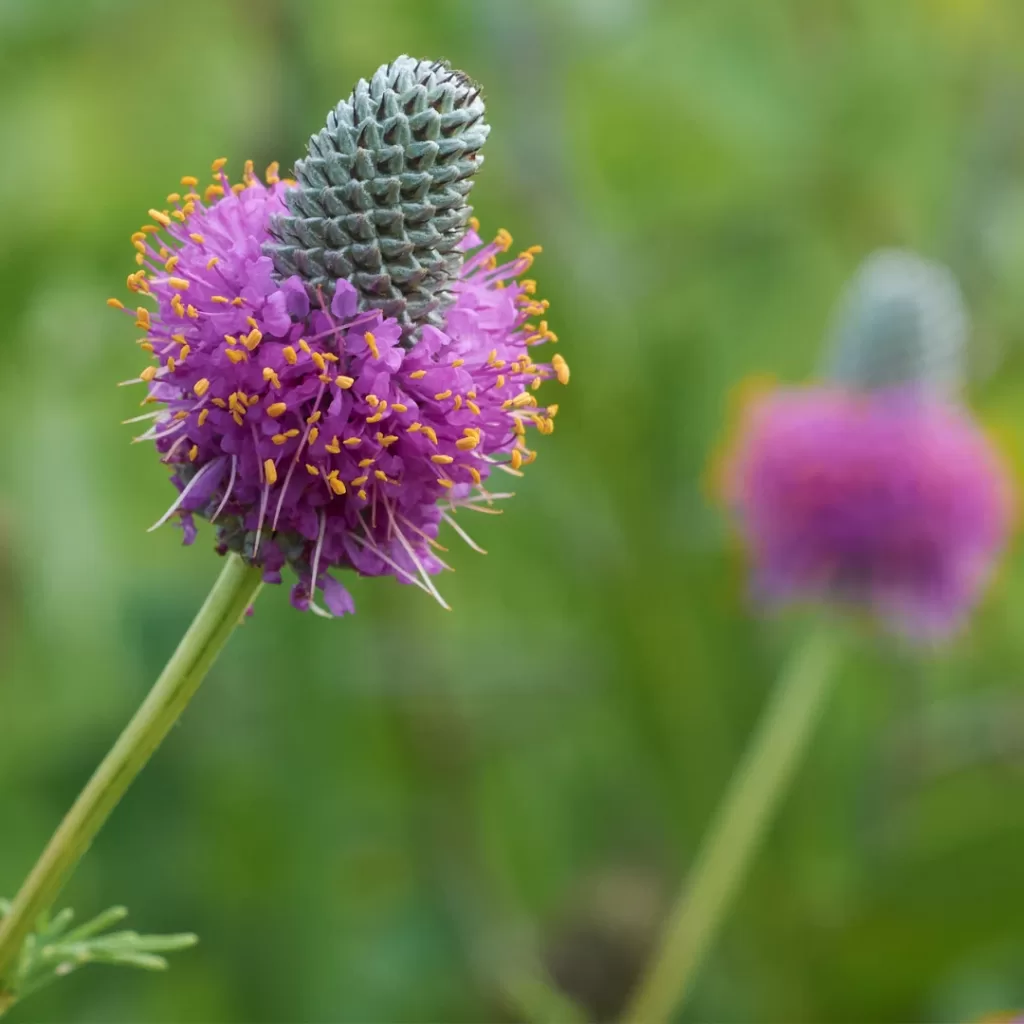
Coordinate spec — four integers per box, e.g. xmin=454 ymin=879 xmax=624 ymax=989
xmin=723 ymin=386 xmax=1014 ymax=641
xmin=111 ymin=163 xmax=567 ymax=614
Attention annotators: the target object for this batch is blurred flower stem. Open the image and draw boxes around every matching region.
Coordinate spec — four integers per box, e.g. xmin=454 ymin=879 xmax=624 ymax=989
xmin=0 ymin=554 xmax=263 ymax=989
xmin=623 ymin=630 xmax=841 ymax=1022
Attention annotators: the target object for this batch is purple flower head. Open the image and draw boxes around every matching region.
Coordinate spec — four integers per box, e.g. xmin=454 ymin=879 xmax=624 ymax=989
xmin=723 ymin=386 xmax=1014 ymax=641
xmin=111 ymin=152 xmax=567 ymax=615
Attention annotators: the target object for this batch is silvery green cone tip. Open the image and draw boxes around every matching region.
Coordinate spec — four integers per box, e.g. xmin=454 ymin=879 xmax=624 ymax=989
xmin=265 ymin=56 xmax=490 ymax=335
xmin=825 ymin=249 xmax=968 ymax=397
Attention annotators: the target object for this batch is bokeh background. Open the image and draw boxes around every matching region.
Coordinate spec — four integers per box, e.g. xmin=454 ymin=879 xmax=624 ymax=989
xmin=5 ymin=0 xmax=1024 ymax=1020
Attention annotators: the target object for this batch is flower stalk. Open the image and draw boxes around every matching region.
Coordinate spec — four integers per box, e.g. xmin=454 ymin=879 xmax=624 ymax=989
xmin=622 ymin=631 xmax=842 ymax=1023
xmin=0 ymin=555 xmax=263 ymax=991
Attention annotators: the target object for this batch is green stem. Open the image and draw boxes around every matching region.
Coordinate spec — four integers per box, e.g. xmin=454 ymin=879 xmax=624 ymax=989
xmin=622 ymin=631 xmax=841 ymax=1023
xmin=0 ymin=554 xmax=263 ymax=991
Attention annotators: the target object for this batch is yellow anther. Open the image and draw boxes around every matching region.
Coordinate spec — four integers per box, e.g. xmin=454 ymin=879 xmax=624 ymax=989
xmin=232 ymin=410 xmax=244 ymax=426
xmin=379 ymin=434 xmax=398 ymax=446
xmin=469 ymin=466 xmax=482 ymax=485
xmin=342 ymin=436 xmax=361 ymax=447
xmin=148 ymin=208 xmax=171 ymax=227
xmin=134 ymin=308 xmax=150 ymax=331
xmin=437 ymin=478 xmax=454 ymax=489
xmin=182 ymin=202 xmax=196 ymax=216
xmin=325 ymin=438 xmax=342 ymax=453
xmin=510 ymin=449 xmax=523 ymax=470
xmin=358 ymin=458 xmax=375 ymax=468
xmin=352 ymin=475 xmax=369 ymax=487
xmin=164 ymin=256 xmax=180 ymax=272
xmin=204 ymin=184 xmax=224 ymax=202
xmin=409 ymin=369 xmax=426 ymax=379
xmin=186 ymin=304 xmax=199 ymax=319
xmin=189 ymin=445 xmax=199 ymax=462
xmin=133 ymin=240 xmax=148 ymax=255
xmin=531 ymin=377 xmax=542 ymax=391
xmin=188 ymin=233 xmax=205 ymax=246
xmin=451 ymin=358 xmax=465 ymax=368
xmin=198 ymin=408 xmax=209 ymax=427
xmin=210 ymin=157 xmax=228 ymax=174
xmin=366 ymin=412 xmax=385 ymax=424
xmin=322 ymin=351 xmax=339 ymax=362
xmin=306 ymin=463 xmax=320 ymax=476
xmin=138 ymin=341 xmax=154 ymax=353
xmin=283 ymin=346 xmax=297 ymax=364
xmin=298 ymin=339 xmax=311 ymax=353
xmin=496 ymin=374 xmax=506 ymax=388
xmin=456 ymin=436 xmax=478 ymax=451
xmin=311 ymin=351 xmax=325 ymax=371
xmin=263 ymin=459 xmax=278 ymax=485
xmin=232 ymin=297 xmax=244 ymax=306
xmin=243 ymin=329 xmax=263 ymax=351
xmin=265 ymin=161 xmax=280 ymax=184
xmin=327 ymin=471 xmax=346 ymax=495
xmin=212 ymin=295 xmax=229 ymax=304
xmin=494 ymin=228 xmax=513 ymax=251
xmin=139 ymin=367 xmax=158 ymax=384
xmin=364 ymin=332 xmax=380 ymax=359
xmin=272 ymin=433 xmax=288 ymax=445
xmin=107 ymin=298 xmax=124 ymax=309
xmin=421 ymin=426 xmax=438 ymax=445
xmin=243 ymin=159 xmax=255 ymax=182
xmin=453 ymin=395 xmax=463 ymax=410
xmin=246 ymin=317 xmax=259 ymax=330
xmin=224 ymin=334 xmax=237 ymax=346
xmin=547 ymin=404 xmax=559 ymax=417
xmin=431 ymin=454 xmax=454 ymax=464
xmin=335 ymin=375 xmax=354 ymax=389
xmin=267 ymin=402 xmax=287 ymax=418
xmin=231 ymin=183 xmax=246 ymax=194
xmin=391 ymin=402 xmax=408 ymax=413
xmin=166 ymin=356 xmax=177 ymax=373
xmin=212 ymin=397 xmax=227 ymax=408
xmin=262 ymin=367 xmax=281 ymax=388
xmin=366 ymin=394 xmax=380 ymax=407
xmin=171 ymin=295 xmax=185 ymax=318
xmin=226 ymin=348 xmax=246 ymax=364
xmin=407 ymin=422 xmax=423 ymax=433
xmin=247 ymin=394 xmax=259 ymax=406
xmin=131 ymin=231 xmax=146 ymax=243
xmin=521 ymin=279 xmax=537 ymax=294
xmin=358 ymin=489 xmax=368 ymax=500
xmin=181 ymin=175 xmax=199 ymax=187
xmin=434 ymin=390 xmax=452 ymax=401
xmin=374 ymin=470 xmax=388 ymax=482
xmin=167 ymin=277 xmax=190 ymax=291
xmin=307 ymin=411 xmax=322 ymax=424
xmin=171 ymin=210 xmax=186 ymax=222
xmin=467 ymin=400 xmax=481 ymax=415
xmin=206 ymin=256 xmax=220 ymax=270
xmin=552 ymin=353 xmax=570 ymax=385
xmin=141 ymin=224 xmax=159 ymax=234
xmin=308 ymin=427 xmax=320 ymax=445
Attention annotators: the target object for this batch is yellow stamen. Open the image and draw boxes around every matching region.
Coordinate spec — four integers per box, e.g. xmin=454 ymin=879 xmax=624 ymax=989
xmin=211 ymin=157 xmax=228 ymax=172
xmin=434 ymin=390 xmax=452 ymax=401
xmin=328 ymin=472 xmax=346 ymax=495
xmin=135 ymin=307 xmax=151 ymax=329
xmin=352 ymin=475 xmax=369 ymax=487
xmin=431 ymin=454 xmax=454 ymax=464
xmin=187 ymin=304 xmax=199 ymax=319
xmin=168 ymin=277 xmax=190 ymax=291
xmin=437 ymin=478 xmax=454 ymax=489
xmin=207 ymin=256 xmax=220 ymax=270
xmin=267 ymin=402 xmax=287 ymax=418
xmin=263 ymin=367 xmax=281 ymax=388
xmin=243 ymin=328 xmax=263 ymax=351
xmin=265 ymin=161 xmax=280 ymax=184
xmin=298 ymin=339 xmax=311 ymax=354
xmin=139 ymin=365 xmax=157 ymax=382
xmin=469 ymin=466 xmax=482 ymax=485
xmin=306 ymin=464 xmax=320 ymax=476
xmin=189 ymin=233 xmax=205 ymax=244
xmin=107 ymin=298 xmax=124 ymax=309
xmin=335 ymin=375 xmax=354 ymax=389
xmin=164 ymin=256 xmax=180 ymax=272
xmin=511 ymin=449 xmax=523 ymax=470
xmin=198 ymin=408 xmax=209 ymax=427
xmin=456 ymin=436 xmax=477 ymax=451
xmin=343 ymin=437 xmax=361 ymax=447
xmin=283 ymin=346 xmax=297 ymax=364
xmin=374 ymin=470 xmax=388 ymax=482
xmin=421 ymin=426 xmax=438 ymax=445
xmin=409 ymin=369 xmax=426 ymax=379
xmin=358 ymin=458 xmax=374 ymax=468
xmin=308 ymin=427 xmax=320 ymax=445
xmin=364 ymin=332 xmax=380 ymax=359
xmin=189 ymin=445 xmax=199 ymax=462
xmin=307 ymin=411 xmax=322 ymax=424
xmin=148 ymin=208 xmax=171 ymax=227
xmin=181 ymin=175 xmax=199 ymax=187
xmin=264 ymin=459 xmax=278 ymax=485
xmin=552 ymin=353 xmax=570 ymax=385
xmin=391 ymin=402 xmax=408 ymax=413
xmin=225 ymin=348 xmax=246 ymax=364
xmin=378 ymin=434 xmax=398 ymax=446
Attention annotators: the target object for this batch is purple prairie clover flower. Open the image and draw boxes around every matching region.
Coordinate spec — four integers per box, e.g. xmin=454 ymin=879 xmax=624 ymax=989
xmin=722 ymin=386 xmax=1013 ymax=640
xmin=110 ymin=154 xmax=567 ymax=615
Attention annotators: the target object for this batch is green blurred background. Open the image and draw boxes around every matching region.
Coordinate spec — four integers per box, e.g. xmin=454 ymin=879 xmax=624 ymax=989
xmin=5 ymin=0 xmax=1024 ymax=1020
